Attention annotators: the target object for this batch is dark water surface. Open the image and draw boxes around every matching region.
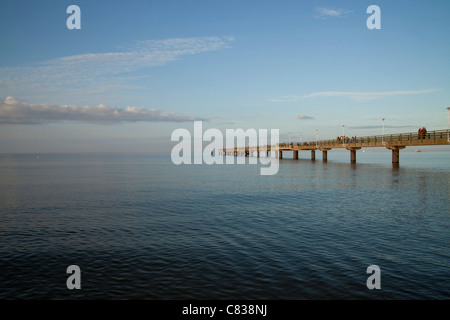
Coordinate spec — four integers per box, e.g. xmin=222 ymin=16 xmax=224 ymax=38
xmin=0 ymin=151 xmax=449 ymax=299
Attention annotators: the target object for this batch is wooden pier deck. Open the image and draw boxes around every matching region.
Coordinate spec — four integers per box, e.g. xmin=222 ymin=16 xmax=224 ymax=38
xmin=219 ymin=129 xmax=450 ymax=164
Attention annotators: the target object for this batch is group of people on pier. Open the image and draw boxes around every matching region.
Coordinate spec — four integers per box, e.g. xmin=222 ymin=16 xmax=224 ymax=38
xmin=418 ymin=127 xmax=428 ymax=139
xmin=336 ymin=136 xmax=357 ymax=143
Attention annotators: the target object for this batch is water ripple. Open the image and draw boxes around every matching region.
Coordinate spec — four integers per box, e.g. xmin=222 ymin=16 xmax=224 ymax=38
xmin=0 ymin=153 xmax=449 ymax=299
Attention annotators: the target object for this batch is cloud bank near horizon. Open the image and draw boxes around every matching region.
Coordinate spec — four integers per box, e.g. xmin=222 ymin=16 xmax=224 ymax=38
xmin=0 ymin=97 xmax=205 ymax=124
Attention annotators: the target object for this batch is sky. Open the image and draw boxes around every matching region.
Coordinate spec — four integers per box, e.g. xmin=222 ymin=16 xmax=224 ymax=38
xmin=0 ymin=0 xmax=449 ymax=153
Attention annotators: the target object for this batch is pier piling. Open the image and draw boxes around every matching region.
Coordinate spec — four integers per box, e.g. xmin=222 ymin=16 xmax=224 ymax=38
xmin=389 ymin=146 xmax=406 ymax=164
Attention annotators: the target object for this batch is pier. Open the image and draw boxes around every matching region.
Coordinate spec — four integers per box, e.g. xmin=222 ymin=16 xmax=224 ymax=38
xmin=219 ymin=129 xmax=450 ymax=164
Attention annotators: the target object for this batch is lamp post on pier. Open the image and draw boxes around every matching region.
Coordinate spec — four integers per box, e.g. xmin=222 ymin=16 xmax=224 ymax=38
xmin=382 ymin=118 xmax=385 ymax=145
xmin=342 ymin=125 xmax=345 ymax=146
xmin=316 ymin=129 xmax=319 ymax=147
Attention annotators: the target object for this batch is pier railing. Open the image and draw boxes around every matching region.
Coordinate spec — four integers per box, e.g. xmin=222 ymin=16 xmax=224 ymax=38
xmin=278 ymin=129 xmax=450 ymax=148
xmin=219 ymin=129 xmax=449 ymax=164
xmin=220 ymin=129 xmax=449 ymax=152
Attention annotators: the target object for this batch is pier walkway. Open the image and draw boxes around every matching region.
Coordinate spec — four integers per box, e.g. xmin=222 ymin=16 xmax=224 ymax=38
xmin=219 ymin=129 xmax=450 ymax=164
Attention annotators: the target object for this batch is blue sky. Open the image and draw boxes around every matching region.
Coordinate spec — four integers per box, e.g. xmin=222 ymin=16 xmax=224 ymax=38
xmin=1 ymin=0 xmax=449 ymax=152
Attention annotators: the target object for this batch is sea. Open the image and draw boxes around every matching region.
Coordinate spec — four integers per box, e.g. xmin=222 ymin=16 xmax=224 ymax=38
xmin=0 ymin=149 xmax=449 ymax=300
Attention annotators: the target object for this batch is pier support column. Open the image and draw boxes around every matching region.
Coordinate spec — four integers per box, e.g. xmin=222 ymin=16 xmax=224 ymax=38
xmin=278 ymin=150 xmax=283 ymax=159
xmin=311 ymin=150 xmax=315 ymax=160
xmin=346 ymin=147 xmax=361 ymax=163
xmin=388 ymin=146 xmax=406 ymax=164
xmin=392 ymin=149 xmax=399 ymax=163
xmin=293 ymin=150 xmax=298 ymax=160
xmin=350 ymin=150 xmax=356 ymax=163
xmin=320 ymin=148 xmax=331 ymax=161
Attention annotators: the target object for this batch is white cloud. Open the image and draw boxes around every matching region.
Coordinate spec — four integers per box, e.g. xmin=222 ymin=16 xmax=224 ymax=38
xmin=295 ymin=115 xmax=314 ymax=120
xmin=0 ymin=36 xmax=234 ymax=93
xmin=271 ymin=89 xmax=439 ymax=102
xmin=315 ymin=7 xmax=352 ymax=19
xmin=302 ymin=89 xmax=439 ymax=100
xmin=0 ymin=96 xmax=205 ymax=124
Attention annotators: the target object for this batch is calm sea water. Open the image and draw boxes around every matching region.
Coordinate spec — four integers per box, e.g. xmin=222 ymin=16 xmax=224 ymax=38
xmin=0 ymin=150 xmax=449 ymax=299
